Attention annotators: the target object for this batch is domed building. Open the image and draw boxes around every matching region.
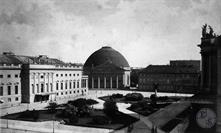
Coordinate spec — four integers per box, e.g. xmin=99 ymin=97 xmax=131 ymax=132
xmin=83 ymin=46 xmax=131 ymax=89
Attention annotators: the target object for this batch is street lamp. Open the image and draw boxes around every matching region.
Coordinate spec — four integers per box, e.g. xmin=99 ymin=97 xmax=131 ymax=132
xmin=6 ymin=113 xmax=8 ymax=128
xmin=52 ymin=113 xmax=55 ymax=133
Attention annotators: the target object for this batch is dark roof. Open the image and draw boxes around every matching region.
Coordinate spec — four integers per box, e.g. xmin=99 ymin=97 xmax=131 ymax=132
xmin=84 ymin=46 xmax=129 ymax=68
xmin=91 ymin=62 xmax=125 ymax=72
xmin=141 ymin=65 xmax=199 ymax=74
xmin=0 ymin=52 xmax=65 ymax=65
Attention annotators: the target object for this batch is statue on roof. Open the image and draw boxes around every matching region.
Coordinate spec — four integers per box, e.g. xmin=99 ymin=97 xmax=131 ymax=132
xmin=202 ymin=24 xmax=207 ymax=38
xmin=202 ymin=24 xmax=216 ymax=38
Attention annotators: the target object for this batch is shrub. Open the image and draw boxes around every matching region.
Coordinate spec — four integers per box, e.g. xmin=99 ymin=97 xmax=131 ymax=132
xmin=78 ymin=106 xmax=90 ymax=117
xmin=86 ymin=99 xmax=98 ymax=105
xmin=111 ymin=93 xmax=124 ymax=99
xmin=158 ymin=96 xmax=168 ymax=101
xmin=69 ymin=114 xmax=79 ymax=124
xmin=68 ymin=98 xmax=87 ymax=108
xmin=18 ymin=110 xmax=32 ymax=118
xmin=32 ymin=110 xmax=39 ymax=121
xmin=103 ymin=100 xmax=118 ymax=117
xmin=47 ymin=102 xmax=58 ymax=113
xmin=125 ymin=93 xmax=144 ymax=101
xmin=92 ymin=115 xmax=110 ymax=125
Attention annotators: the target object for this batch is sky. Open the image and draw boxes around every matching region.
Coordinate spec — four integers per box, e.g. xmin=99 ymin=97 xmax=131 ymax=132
xmin=0 ymin=0 xmax=221 ymax=67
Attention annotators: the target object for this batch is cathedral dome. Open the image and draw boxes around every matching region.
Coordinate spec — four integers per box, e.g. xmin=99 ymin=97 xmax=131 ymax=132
xmin=84 ymin=46 xmax=130 ymax=68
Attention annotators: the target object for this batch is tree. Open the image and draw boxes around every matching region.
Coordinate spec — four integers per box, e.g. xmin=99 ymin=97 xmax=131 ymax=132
xmin=103 ymin=100 xmax=118 ymax=117
xmin=47 ymin=102 xmax=58 ymax=113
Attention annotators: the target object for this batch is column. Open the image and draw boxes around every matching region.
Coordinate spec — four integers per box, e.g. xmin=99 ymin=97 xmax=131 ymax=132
xmin=217 ymin=46 xmax=221 ymax=132
xmin=47 ymin=73 xmax=51 ymax=92
xmin=38 ymin=73 xmax=40 ymax=93
xmin=33 ymin=73 xmax=36 ymax=94
xmin=51 ymin=73 xmax=54 ymax=92
xmin=110 ymin=77 xmax=112 ymax=89
xmin=123 ymin=74 xmax=125 ymax=87
xmin=98 ymin=77 xmax=100 ymax=89
xmin=104 ymin=77 xmax=106 ymax=89
xmin=92 ymin=77 xmax=94 ymax=88
xmin=217 ymin=47 xmax=221 ymax=95
xmin=208 ymin=55 xmax=212 ymax=92
xmin=116 ymin=76 xmax=118 ymax=88
xmin=44 ymin=73 xmax=46 ymax=93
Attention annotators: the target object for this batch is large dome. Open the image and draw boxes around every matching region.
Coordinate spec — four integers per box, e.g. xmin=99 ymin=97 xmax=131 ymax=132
xmin=84 ymin=46 xmax=130 ymax=68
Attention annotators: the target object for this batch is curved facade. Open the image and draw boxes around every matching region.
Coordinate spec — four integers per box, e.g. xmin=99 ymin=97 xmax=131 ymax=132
xmin=84 ymin=46 xmax=131 ymax=89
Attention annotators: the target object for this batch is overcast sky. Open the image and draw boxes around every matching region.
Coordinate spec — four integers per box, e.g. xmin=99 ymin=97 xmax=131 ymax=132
xmin=0 ymin=0 xmax=220 ymax=67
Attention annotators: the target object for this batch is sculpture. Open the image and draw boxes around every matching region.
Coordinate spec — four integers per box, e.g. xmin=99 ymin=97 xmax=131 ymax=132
xmin=202 ymin=24 xmax=216 ymax=38
xmin=202 ymin=24 xmax=207 ymax=38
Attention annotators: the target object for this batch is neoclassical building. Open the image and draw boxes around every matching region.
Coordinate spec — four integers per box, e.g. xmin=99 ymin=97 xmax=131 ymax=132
xmin=83 ymin=46 xmax=131 ymax=89
xmin=138 ymin=60 xmax=200 ymax=93
xmin=0 ymin=52 xmax=88 ymax=105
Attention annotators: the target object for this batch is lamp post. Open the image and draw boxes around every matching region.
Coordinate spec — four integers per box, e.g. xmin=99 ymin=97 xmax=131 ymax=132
xmin=52 ymin=113 xmax=55 ymax=133
xmin=6 ymin=113 xmax=8 ymax=128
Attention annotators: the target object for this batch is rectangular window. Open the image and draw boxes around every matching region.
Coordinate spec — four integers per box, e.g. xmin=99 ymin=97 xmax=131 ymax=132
xmin=69 ymin=82 xmax=72 ymax=89
xmin=32 ymin=84 xmax=35 ymax=94
xmin=8 ymin=86 xmax=11 ymax=95
xmin=36 ymin=84 xmax=39 ymax=93
xmin=65 ymin=74 xmax=67 ymax=76
xmin=77 ymin=81 xmax=79 ymax=88
xmin=0 ymin=75 xmax=3 ymax=78
xmin=56 ymin=82 xmax=59 ymax=90
xmin=61 ymin=83 xmax=63 ymax=90
xmin=65 ymin=82 xmax=67 ymax=89
xmin=61 ymin=74 xmax=63 ymax=77
xmin=46 ymin=83 xmax=49 ymax=92
xmin=15 ymin=85 xmax=18 ymax=94
xmin=56 ymin=74 xmax=59 ymax=77
xmin=69 ymin=74 xmax=71 ymax=76
xmin=0 ymin=86 xmax=3 ymax=96
xmin=8 ymin=98 xmax=11 ymax=102
xmin=73 ymin=81 xmax=75 ymax=88
xmin=15 ymin=97 xmax=19 ymax=101
xmin=40 ymin=75 xmax=44 ymax=79
xmin=15 ymin=74 xmax=18 ymax=78
xmin=61 ymin=92 xmax=63 ymax=95
xmin=41 ymin=84 xmax=44 ymax=93
xmin=7 ymin=74 xmax=11 ymax=78
xmin=50 ymin=83 xmax=53 ymax=92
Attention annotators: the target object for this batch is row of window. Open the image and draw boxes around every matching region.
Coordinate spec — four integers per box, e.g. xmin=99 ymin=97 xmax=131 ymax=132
xmin=56 ymin=73 xmax=80 ymax=77
xmin=0 ymin=85 xmax=19 ymax=96
xmin=32 ymin=83 xmax=53 ymax=94
xmin=31 ymin=80 xmax=83 ymax=94
xmin=56 ymin=89 xmax=87 ymax=96
xmin=56 ymin=81 xmax=80 ymax=91
xmin=0 ymin=74 xmax=19 ymax=78
xmin=1 ymin=97 xmax=19 ymax=103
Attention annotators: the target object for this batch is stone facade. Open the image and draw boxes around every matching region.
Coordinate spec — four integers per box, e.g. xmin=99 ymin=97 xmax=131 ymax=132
xmin=0 ymin=64 xmax=22 ymax=105
xmin=138 ymin=60 xmax=200 ymax=93
xmin=0 ymin=52 xmax=88 ymax=104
